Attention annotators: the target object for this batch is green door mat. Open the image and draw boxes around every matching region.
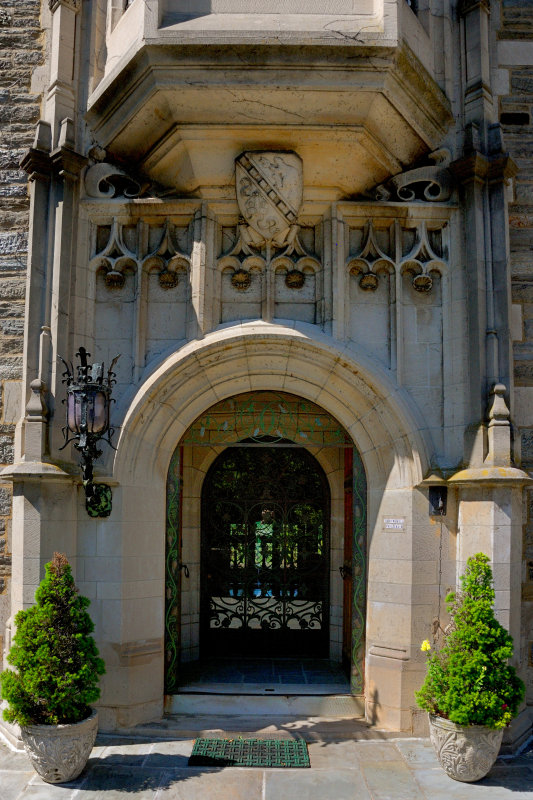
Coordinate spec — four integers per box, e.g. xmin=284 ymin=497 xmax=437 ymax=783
xmin=188 ymin=737 xmax=310 ymax=767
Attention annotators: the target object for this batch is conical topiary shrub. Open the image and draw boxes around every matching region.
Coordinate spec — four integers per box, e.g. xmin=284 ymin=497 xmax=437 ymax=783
xmin=1 ymin=552 xmax=105 ymax=727
xmin=416 ymin=552 xmax=524 ymax=729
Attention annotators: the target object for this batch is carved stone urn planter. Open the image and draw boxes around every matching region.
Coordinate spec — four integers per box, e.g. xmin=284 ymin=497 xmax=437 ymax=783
xmin=20 ymin=709 xmax=98 ymax=784
xmin=429 ymin=714 xmax=503 ymax=782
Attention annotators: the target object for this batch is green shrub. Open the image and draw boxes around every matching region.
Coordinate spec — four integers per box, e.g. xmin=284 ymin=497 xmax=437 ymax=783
xmin=1 ymin=553 xmax=105 ymax=726
xmin=415 ymin=552 xmax=524 ymax=729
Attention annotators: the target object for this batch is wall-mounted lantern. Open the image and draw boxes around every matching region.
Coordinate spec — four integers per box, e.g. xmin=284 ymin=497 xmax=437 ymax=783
xmin=59 ymin=347 xmax=120 ymax=518
xmin=420 ymin=471 xmax=448 ymax=517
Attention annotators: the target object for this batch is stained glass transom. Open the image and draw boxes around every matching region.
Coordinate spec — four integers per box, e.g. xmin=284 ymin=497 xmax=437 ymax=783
xmin=181 ymin=391 xmax=350 ymax=447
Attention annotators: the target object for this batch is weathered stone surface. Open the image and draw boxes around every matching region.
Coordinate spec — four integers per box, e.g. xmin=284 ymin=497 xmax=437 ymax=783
xmin=522 ymin=429 xmax=533 ymax=464
xmin=0 ymin=319 xmax=24 ymax=336
xmin=0 ymin=0 xmax=40 ymax=641
xmin=512 ymin=282 xmax=533 ymax=303
xmin=0 ymin=436 xmax=14 ymax=464
xmin=515 ymin=361 xmax=533 ymax=385
xmin=0 ymin=278 xmax=25 ymax=300
xmin=0 ymin=357 xmax=23 ymax=380
xmin=0 ymin=486 xmax=11 ymax=516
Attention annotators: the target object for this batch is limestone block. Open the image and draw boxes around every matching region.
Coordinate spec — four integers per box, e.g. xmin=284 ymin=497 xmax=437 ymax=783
xmin=100 ymin=599 xmax=122 ymax=641
xmin=499 ymin=40 xmax=533 ymax=66
xmin=123 ymin=555 xmax=162 ymax=582
xmin=96 ymin=525 xmax=122 ymax=558
xmin=1 ymin=381 xmax=21 ymax=424
xmin=84 ymin=557 xmax=122 ymax=584
xmin=367 ymin=601 xmax=412 ymax=644
xmin=123 ymin=596 xmax=164 ymax=640
xmin=96 ymin=582 xmax=122 ymax=601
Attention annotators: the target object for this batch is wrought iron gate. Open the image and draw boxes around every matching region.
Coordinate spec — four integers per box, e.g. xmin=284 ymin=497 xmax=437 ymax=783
xmin=201 ymin=445 xmax=330 ymax=657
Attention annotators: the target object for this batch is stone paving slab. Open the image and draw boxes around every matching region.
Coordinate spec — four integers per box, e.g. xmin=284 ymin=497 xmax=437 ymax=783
xmin=2 ymin=735 xmax=533 ymax=799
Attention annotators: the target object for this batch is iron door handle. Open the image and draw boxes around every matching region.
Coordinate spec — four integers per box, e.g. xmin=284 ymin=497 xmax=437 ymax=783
xmin=339 ymin=564 xmax=352 ymax=580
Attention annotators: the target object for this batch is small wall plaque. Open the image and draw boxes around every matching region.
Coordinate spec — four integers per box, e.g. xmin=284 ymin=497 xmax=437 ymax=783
xmin=383 ymin=517 xmax=405 ymax=531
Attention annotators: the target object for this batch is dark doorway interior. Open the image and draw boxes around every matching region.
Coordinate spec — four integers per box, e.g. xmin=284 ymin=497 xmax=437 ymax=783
xmin=200 ymin=445 xmax=331 ymax=658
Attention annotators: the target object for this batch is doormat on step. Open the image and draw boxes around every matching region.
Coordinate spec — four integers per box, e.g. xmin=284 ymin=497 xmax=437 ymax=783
xmin=188 ymin=737 xmax=310 ymax=767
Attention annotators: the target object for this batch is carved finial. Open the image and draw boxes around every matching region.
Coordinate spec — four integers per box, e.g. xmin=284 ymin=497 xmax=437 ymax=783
xmin=486 ymin=383 xmax=511 ymax=466
xmin=488 ymin=383 xmax=510 ymax=426
xmin=25 ymin=379 xmax=48 ymax=423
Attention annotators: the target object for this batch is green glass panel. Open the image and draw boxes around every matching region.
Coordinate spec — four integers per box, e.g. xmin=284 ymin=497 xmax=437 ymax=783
xmin=351 ymin=448 xmax=367 ymax=695
xmin=164 ymin=446 xmax=181 ymax=693
xmin=182 ymin=391 xmax=349 ymax=447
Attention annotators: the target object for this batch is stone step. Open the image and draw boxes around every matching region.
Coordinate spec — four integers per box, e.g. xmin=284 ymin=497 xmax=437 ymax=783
xmin=166 ymin=691 xmax=365 ymax=718
xmin=108 ymin=711 xmax=397 ymax=743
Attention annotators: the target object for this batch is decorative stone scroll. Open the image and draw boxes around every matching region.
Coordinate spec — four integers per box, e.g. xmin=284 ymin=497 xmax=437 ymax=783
xmin=84 ymin=162 xmax=148 ymax=200
xmin=373 ymin=149 xmax=453 ymax=203
xmin=235 ymin=151 xmax=303 ymax=248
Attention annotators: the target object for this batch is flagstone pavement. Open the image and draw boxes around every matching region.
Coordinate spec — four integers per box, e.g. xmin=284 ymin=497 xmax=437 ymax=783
xmin=2 ymin=729 xmax=533 ymax=799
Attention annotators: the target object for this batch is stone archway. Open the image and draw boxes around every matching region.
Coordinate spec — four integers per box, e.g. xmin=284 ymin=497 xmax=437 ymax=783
xmin=163 ymin=390 xmax=368 ymax=695
xmin=107 ymin=322 xmax=430 ymax=729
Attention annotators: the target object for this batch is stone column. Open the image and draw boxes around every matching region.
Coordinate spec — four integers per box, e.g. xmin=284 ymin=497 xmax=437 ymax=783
xmin=449 ymin=385 xmax=532 ymax=749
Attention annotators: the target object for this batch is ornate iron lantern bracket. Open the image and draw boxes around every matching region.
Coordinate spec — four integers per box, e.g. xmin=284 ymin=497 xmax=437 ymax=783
xmin=59 ymin=347 xmax=120 ymax=518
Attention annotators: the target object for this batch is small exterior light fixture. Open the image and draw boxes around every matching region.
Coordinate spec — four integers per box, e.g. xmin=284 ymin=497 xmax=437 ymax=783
xmin=59 ymin=347 xmax=120 ymax=518
xmin=420 ymin=471 xmax=448 ymax=516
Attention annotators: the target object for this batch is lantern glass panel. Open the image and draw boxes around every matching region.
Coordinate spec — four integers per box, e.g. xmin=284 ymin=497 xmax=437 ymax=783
xmin=66 ymin=391 xmax=82 ymax=434
xmin=89 ymin=390 xmax=108 ymax=434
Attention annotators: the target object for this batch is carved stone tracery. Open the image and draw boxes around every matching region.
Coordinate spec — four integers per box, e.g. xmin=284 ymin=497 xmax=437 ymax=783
xmin=93 ymin=218 xmax=137 ymax=289
xmin=143 ymin=220 xmax=190 ymax=290
xmin=347 ymin=221 xmax=395 ymax=291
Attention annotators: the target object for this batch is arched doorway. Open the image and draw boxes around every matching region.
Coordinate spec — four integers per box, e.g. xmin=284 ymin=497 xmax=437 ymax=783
xmin=201 ymin=445 xmax=330 ymax=658
xmin=164 ymin=390 xmax=367 ymax=696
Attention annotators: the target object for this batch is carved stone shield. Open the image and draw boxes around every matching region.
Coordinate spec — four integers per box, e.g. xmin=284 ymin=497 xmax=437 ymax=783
xmin=235 ymin=152 xmax=303 ymax=245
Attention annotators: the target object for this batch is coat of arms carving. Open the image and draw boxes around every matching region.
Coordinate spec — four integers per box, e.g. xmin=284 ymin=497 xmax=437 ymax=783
xmin=235 ymin=152 xmax=303 ymax=248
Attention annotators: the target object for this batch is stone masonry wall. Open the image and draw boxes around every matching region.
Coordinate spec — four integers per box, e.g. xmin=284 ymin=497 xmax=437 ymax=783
xmin=496 ymin=2 xmax=533 ymax=705
xmin=0 ymin=0 xmax=43 ymax=662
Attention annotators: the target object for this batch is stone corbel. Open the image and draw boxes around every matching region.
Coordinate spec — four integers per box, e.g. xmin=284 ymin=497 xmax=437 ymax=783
xmin=372 ymin=150 xmax=454 ymax=203
xmin=20 ymin=120 xmax=53 ymax=182
xmin=50 ymin=118 xmax=87 ymax=180
xmin=21 ymin=119 xmax=86 ymax=182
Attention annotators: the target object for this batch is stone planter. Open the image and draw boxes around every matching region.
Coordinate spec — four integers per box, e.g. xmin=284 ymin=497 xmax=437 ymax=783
xmin=20 ymin=709 xmax=98 ymax=784
xmin=428 ymin=713 xmax=503 ymax=782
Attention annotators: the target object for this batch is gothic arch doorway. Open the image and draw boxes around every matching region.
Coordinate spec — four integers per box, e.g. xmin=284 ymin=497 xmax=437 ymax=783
xmin=164 ymin=391 xmax=367 ymax=696
xmin=201 ymin=445 xmax=330 ymax=658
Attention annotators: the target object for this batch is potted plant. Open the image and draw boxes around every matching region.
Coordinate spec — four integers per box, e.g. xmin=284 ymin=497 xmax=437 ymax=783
xmin=0 ymin=552 xmax=105 ymax=783
xmin=415 ymin=552 xmax=525 ymax=783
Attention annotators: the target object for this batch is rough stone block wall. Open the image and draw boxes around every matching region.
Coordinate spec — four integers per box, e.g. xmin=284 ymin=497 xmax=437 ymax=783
xmin=499 ymin=2 xmax=533 ymax=705
xmin=0 ymin=0 xmax=43 ymax=662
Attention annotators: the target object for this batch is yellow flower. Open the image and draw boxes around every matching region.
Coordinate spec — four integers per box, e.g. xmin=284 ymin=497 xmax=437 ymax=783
xmin=421 ymin=639 xmax=431 ymax=652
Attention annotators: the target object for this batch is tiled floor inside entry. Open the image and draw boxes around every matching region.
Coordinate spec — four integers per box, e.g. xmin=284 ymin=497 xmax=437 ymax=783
xmin=177 ymin=658 xmax=350 ymax=694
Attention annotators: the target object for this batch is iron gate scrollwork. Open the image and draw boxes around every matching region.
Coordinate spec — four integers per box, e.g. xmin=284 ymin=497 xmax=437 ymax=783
xmin=201 ymin=445 xmax=330 ymax=657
